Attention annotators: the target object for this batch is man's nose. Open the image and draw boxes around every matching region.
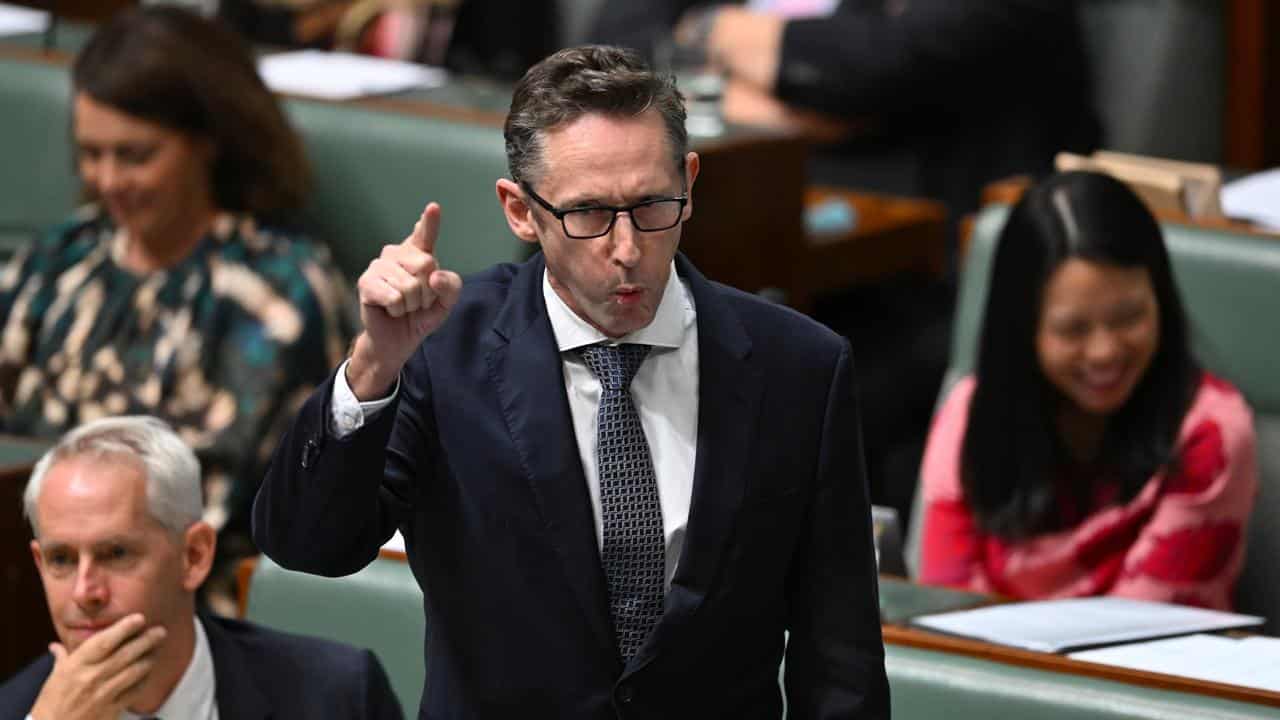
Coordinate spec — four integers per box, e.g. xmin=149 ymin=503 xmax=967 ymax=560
xmin=72 ymin=558 xmax=109 ymax=610
xmin=609 ymin=212 xmax=643 ymax=268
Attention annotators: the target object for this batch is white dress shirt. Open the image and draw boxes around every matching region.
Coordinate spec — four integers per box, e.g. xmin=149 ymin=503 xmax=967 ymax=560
xmin=27 ymin=616 xmax=219 ymax=720
xmin=331 ymin=262 xmax=700 ymax=588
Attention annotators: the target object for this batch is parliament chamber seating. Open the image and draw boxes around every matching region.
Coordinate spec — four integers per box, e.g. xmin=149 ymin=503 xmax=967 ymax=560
xmin=242 ymin=553 xmax=428 ymax=715
xmin=905 ymin=205 xmax=1280 ymax=637
xmin=239 ymin=551 xmax=1280 ymax=719
xmin=0 ymin=55 xmax=77 ymax=258
xmin=0 ymin=50 xmax=526 ymax=279
xmin=282 ymin=97 xmax=527 ymax=281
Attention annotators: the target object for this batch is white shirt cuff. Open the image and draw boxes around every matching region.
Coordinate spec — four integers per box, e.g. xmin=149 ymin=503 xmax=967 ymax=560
xmin=329 ymin=358 xmax=399 ymax=438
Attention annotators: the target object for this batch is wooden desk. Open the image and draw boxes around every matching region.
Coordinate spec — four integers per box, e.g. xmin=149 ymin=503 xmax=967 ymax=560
xmin=881 ymin=579 xmax=1280 ymax=710
xmin=0 ymin=435 xmax=55 ymax=682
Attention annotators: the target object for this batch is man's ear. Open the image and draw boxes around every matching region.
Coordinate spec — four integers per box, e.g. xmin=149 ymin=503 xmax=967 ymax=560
xmin=496 ymin=178 xmax=541 ymax=245
xmin=30 ymin=539 xmax=42 ymax=574
xmin=682 ymin=151 xmax=701 ymax=222
xmin=180 ymin=521 xmax=217 ymax=593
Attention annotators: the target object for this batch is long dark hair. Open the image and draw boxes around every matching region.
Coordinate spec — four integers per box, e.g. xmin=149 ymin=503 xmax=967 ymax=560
xmin=71 ymin=6 xmax=309 ymax=215
xmin=962 ymin=171 xmax=1198 ymax=538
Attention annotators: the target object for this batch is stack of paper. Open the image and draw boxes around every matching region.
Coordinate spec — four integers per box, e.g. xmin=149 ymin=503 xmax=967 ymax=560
xmin=1070 ymin=634 xmax=1280 ymax=693
xmin=1221 ymin=168 xmax=1280 ymax=231
xmin=0 ymin=3 xmax=47 ymax=37
xmin=912 ymin=597 xmax=1264 ymax=653
xmin=258 ymin=50 xmax=446 ymax=101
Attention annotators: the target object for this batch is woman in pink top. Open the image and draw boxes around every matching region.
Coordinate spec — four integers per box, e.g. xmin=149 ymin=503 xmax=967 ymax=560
xmin=919 ymin=171 xmax=1257 ymax=610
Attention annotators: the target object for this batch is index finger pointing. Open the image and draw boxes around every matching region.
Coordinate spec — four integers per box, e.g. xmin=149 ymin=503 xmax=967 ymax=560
xmin=407 ymin=202 xmax=442 ymax=255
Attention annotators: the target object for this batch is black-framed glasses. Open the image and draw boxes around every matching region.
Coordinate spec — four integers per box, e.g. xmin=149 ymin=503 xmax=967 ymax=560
xmin=520 ymin=182 xmax=688 ymax=239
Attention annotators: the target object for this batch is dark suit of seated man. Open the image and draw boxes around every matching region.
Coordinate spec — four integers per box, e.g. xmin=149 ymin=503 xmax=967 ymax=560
xmin=0 ymin=416 xmax=404 ymax=720
xmin=252 ymin=45 xmax=889 ymax=719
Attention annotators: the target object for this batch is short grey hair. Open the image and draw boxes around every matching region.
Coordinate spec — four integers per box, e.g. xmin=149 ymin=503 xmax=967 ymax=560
xmin=504 ymin=45 xmax=688 ymax=186
xmin=24 ymin=416 xmax=203 ymax=537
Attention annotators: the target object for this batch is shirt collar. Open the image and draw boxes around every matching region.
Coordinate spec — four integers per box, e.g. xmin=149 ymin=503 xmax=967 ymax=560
xmin=543 ymin=261 xmax=692 ymax=352
xmin=124 ymin=615 xmax=216 ymax=720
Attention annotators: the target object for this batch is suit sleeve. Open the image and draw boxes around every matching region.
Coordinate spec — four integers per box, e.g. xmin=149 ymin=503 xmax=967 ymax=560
xmin=251 ymin=346 xmax=437 ymax=576
xmin=775 ymin=0 xmax=1074 ymax=117
xmin=783 ymin=341 xmax=890 ymax=719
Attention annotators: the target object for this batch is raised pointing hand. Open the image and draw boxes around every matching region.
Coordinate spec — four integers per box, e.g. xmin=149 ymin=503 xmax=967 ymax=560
xmin=348 ymin=202 xmax=463 ymax=399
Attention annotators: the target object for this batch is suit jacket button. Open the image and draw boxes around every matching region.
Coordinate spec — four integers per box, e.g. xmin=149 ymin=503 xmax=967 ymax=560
xmin=616 ymin=684 xmax=634 ymax=704
xmin=301 ymin=438 xmax=320 ymax=468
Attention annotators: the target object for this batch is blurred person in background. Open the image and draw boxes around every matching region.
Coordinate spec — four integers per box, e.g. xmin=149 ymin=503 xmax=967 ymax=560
xmin=219 ymin=0 xmax=559 ymax=81
xmin=0 ymin=6 xmax=356 ymax=612
xmin=591 ymin=0 xmax=1098 ymax=219
xmin=919 ymin=172 xmax=1257 ymax=610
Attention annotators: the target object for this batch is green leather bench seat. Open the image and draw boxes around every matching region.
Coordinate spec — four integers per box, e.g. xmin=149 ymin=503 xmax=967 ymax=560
xmin=244 ymin=554 xmax=426 ymax=715
xmin=0 ymin=55 xmax=77 ymax=258
xmin=0 ymin=51 xmax=525 ymax=278
xmin=282 ymin=98 xmax=526 ymax=281
xmin=244 ymin=552 xmax=1280 ymax=719
xmin=908 ymin=205 xmax=1280 ymax=636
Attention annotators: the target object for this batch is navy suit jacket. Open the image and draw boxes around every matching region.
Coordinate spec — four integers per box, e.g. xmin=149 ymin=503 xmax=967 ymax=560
xmin=253 ymin=253 xmax=889 ymax=719
xmin=0 ymin=614 xmax=403 ymax=719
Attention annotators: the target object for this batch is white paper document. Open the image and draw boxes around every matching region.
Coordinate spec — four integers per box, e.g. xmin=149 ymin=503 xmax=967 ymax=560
xmin=912 ymin=597 xmax=1264 ymax=653
xmin=1221 ymin=167 xmax=1280 ymax=231
xmin=382 ymin=529 xmax=406 ymax=554
xmin=257 ymin=50 xmax=446 ymax=101
xmin=1071 ymin=634 xmax=1280 ymax=693
xmin=0 ymin=3 xmax=48 ymax=37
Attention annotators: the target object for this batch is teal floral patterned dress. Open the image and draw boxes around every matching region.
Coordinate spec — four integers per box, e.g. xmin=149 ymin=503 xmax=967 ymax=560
xmin=0 ymin=206 xmax=356 ymax=578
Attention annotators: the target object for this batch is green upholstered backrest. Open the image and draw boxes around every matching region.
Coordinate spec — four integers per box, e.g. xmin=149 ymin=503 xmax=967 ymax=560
xmin=907 ymin=205 xmax=1280 ymax=634
xmin=0 ymin=55 xmax=77 ymax=256
xmin=243 ymin=554 xmax=426 ymax=715
xmin=283 ymin=98 xmax=525 ymax=282
xmin=886 ymin=643 xmax=1276 ymax=719
xmin=0 ymin=52 xmax=524 ymax=278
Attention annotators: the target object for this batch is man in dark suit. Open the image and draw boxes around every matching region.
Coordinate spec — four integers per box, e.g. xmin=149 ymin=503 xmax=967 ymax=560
xmin=0 ymin=416 xmax=402 ymax=720
xmin=253 ymin=45 xmax=889 ymax=718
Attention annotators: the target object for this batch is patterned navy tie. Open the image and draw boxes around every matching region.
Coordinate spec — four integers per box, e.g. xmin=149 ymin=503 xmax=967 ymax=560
xmin=578 ymin=343 xmax=665 ymax=661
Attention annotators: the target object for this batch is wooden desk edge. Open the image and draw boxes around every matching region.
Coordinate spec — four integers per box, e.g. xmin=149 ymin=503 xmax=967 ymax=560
xmin=881 ymin=623 xmax=1280 ymax=708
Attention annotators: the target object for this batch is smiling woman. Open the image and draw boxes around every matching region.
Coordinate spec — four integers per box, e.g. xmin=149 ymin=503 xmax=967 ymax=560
xmin=0 ymin=6 xmax=356 ymax=611
xmin=918 ymin=171 xmax=1258 ymax=611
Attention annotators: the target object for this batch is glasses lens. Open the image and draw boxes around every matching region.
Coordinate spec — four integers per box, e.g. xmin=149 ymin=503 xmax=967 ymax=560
xmin=630 ymin=200 xmax=684 ymax=231
xmin=563 ymin=208 xmax=615 ymax=238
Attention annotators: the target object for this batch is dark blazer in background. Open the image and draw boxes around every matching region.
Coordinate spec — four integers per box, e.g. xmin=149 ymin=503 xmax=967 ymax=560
xmin=591 ymin=0 xmax=1099 ymax=217
xmin=253 ymin=252 xmax=889 ymax=719
xmin=0 ymin=614 xmax=404 ymax=719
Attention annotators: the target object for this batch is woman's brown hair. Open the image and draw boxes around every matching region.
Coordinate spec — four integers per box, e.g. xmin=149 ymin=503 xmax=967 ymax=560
xmin=72 ymin=6 xmax=309 ymax=215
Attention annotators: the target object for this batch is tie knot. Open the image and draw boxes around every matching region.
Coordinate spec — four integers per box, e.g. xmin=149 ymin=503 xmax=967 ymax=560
xmin=579 ymin=343 xmax=651 ymax=390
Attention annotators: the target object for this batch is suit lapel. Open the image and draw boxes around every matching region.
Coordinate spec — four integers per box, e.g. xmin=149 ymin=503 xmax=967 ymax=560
xmin=631 ymin=256 xmax=761 ymax=670
xmin=485 ymin=254 xmax=619 ymax=668
xmin=204 ymin=615 xmax=272 ymax=719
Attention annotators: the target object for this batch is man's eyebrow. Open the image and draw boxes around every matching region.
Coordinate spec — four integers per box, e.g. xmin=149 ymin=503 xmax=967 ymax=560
xmin=559 ymin=189 xmax=679 ymax=208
